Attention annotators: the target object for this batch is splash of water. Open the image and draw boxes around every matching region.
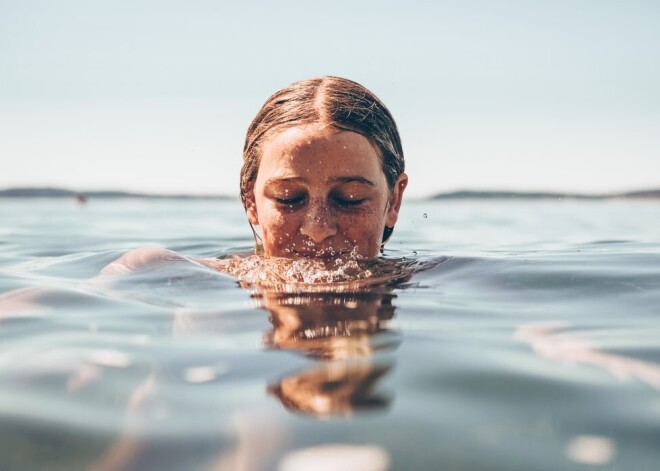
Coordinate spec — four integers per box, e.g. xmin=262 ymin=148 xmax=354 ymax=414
xmin=211 ymin=247 xmax=416 ymax=292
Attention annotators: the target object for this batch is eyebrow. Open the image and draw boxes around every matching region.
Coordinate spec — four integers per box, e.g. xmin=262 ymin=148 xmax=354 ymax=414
xmin=329 ymin=176 xmax=376 ymax=186
xmin=264 ymin=175 xmax=376 ymax=187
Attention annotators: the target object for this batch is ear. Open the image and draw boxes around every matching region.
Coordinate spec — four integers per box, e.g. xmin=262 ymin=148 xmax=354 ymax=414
xmin=385 ymin=173 xmax=408 ymax=227
xmin=245 ymin=187 xmax=259 ymax=225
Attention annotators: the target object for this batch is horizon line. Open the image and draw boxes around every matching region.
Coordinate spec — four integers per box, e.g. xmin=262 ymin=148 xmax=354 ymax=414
xmin=1 ymin=186 xmax=659 ymax=200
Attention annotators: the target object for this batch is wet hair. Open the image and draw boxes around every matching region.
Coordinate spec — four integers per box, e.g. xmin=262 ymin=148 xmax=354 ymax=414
xmin=240 ymin=76 xmax=405 ymax=207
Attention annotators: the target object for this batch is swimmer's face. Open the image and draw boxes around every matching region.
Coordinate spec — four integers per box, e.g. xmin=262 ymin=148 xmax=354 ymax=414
xmin=247 ymin=125 xmax=407 ymax=259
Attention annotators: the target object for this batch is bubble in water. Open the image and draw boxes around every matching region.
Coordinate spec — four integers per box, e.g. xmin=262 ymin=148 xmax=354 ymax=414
xmin=423 ymin=213 xmax=427 ymax=218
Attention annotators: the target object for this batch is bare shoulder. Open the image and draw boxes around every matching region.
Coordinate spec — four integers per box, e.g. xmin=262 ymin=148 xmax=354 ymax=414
xmin=99 ymin=247 xmax=187 ymax=276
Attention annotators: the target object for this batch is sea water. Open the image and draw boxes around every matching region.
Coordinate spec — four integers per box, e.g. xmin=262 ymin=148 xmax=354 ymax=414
xmin=1 ymin=197 xmax=659 ymax=471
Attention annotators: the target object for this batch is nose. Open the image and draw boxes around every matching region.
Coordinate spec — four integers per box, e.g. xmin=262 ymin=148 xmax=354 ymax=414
xmin=300 ymin=201 xmax=337 ymax=243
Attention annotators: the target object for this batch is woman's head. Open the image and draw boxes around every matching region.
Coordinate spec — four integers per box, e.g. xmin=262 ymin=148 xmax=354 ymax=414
xmin=241 ymin=76 xmax=407 ymax=259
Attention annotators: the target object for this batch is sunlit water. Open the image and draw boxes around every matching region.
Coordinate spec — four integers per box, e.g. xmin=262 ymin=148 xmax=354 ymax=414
xmin=1 ymin=198 xmax=660 ymax=471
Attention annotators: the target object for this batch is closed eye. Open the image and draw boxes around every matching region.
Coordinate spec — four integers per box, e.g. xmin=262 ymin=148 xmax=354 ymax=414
xmin=274 ymin=195 xmax=306 ymax=206
xmin=334 ymin=197 xmax=365 ymax=208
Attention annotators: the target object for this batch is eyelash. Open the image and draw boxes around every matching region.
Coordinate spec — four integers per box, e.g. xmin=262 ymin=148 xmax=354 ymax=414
xmin=274 ymin=196 xmax=305 ymax=206
xmin=334 ymin=197 xmax=365 ymax=208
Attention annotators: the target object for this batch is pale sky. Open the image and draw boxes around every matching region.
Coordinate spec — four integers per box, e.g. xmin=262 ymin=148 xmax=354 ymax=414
xmin=1 ymin=0 xmax=659 ymax=198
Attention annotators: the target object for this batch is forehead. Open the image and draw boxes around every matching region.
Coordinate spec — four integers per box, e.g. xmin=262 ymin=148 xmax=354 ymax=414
xmin=258 ymin=125 xmax=383 ymax=180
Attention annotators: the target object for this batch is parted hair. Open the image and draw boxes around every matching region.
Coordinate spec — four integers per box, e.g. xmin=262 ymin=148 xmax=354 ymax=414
xmin=240 ymin=76 xmax=405 ymax=206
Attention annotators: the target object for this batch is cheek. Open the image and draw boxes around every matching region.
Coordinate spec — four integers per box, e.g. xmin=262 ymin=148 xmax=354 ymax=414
xmin=339 ymin=209 xmax=385 ymax=245
xmin=260 ymin=208 xmax=299 ymax=243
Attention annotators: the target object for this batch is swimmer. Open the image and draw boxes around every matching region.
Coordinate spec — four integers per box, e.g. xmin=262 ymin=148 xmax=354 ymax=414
xmin=102 ymin=76 xmax=408 ymax=279
xmin=2 ymin=76 xmax=410 ymax=323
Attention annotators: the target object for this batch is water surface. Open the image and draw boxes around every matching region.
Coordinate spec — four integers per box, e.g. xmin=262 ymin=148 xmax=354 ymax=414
xmin=1 ymin=198 xmax=659 ymax=471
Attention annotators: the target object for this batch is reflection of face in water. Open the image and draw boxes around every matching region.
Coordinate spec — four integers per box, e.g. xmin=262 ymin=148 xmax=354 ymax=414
xmin=269 ymin=361 xmax=392 ymax=418
xmin=255 ymin=288 xmax=401 ymax=418
xmin=260 ymin=291 xmax=397 ymax=360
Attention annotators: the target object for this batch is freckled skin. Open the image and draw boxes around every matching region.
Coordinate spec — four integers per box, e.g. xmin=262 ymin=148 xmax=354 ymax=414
xmin=246 ymin=126 xmax=407 ymax=260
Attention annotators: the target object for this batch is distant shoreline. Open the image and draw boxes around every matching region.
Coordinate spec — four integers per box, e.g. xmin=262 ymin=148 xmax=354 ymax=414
xmin=0 ymin=187 xmax=659 ymax=200
xmin=0 ymin=188 xmax=232 ymax=200
xmin=429 ymin=189 xmax=660 ymax=200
